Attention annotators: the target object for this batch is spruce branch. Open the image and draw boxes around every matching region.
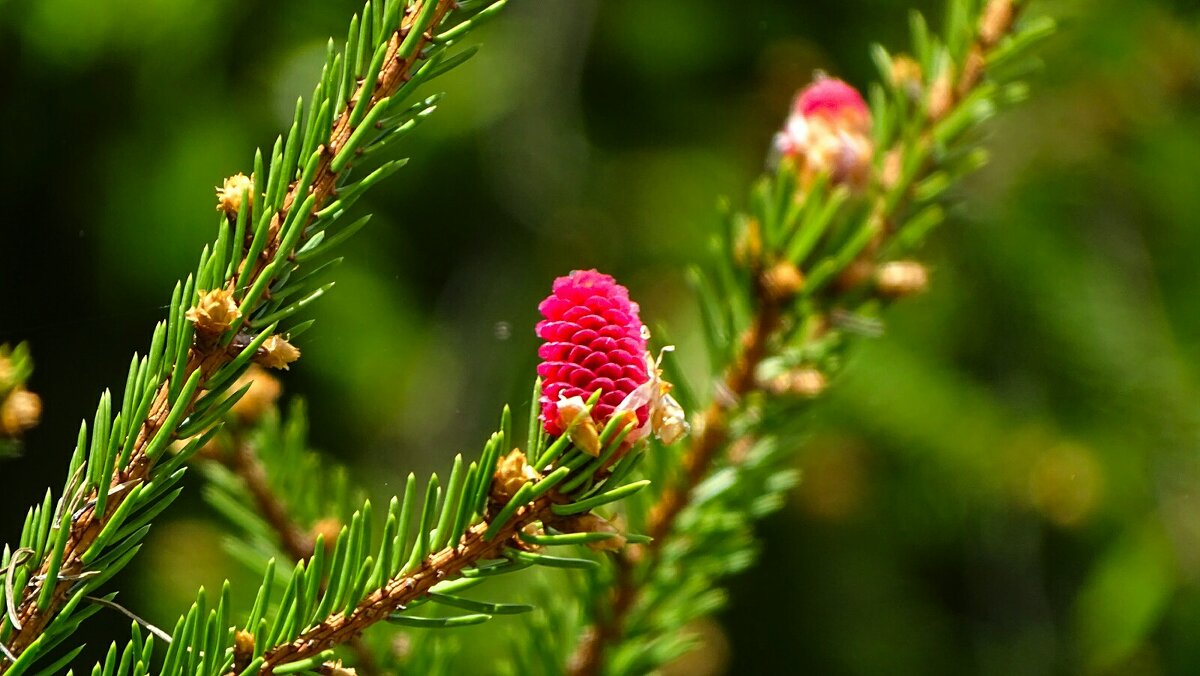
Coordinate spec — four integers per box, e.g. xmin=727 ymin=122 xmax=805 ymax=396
xmin=86 ymin=389 xmax=661 ymax=676
xmin=257 ymin=503 xmax=555 ymax=672
xmin=564 ymin=1 xmax=1052 ymax=673
xmin=211 ymin=433 xmax=382 ymax=675
xmin=207 ymin=433 xmax=316 ymax=564
xmin=195 ymin=383 xmax=381 ymax=672
xmin=0 ymin=0 xmax=507 ymax=671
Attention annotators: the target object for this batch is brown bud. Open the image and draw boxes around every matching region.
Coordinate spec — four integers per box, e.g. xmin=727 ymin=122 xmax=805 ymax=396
xmin=875 ymin=260 xmax=929 ymax=298
xmin=187 ymin=289 xmax=241 ymax=336
xmin=765 ymin=368 xmax=827 ymax=398
xmin=493 ymin=449 xmax=540 ymax=502
xmin=835 ymin=257 xmax=875 ymax=293
xmin=255 ymin=335 xmax=300 ymax=370
xmin=760 ymin=261 xmax=804 ymax=302
xmin=230 ymin=365 xmax=282 ymax=424
xmin=310 ymin=518 xmax=342 ymax=551
xmin=0 ymin=389 xmax=41 ymax=437
xmin=216 ymin=173 xmax=254 ymax=218
xmin=232 ymin=629 xmax=256 ymax=672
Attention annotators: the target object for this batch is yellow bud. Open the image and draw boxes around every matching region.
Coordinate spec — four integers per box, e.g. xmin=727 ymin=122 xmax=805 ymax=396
xmin=890 ymin=55 xmax=924 ymax=101
xmin=320 ymin=660 xmax=357 ymax=676
xmin=0 ymin=389 xmax=41 ymax=437
xmin=255 ymin=335 xmax=301 ymax=370
xmin=875 ymin=260 xmax=929 ymax=298
xmin=186 ymin=289 xmax=241 ymax=336
xmin=880 ymin=148 xmax=904 ymax=191
xmin=233 ymin=630 xmax=255 ymax=662
xmin=493 ymin=449 xmax=540 ymax=502
xmin=760 ymin=261 xmax=804 ymax=302
xmin=928 ymin=70 xmax=954 ymax=121
xmin=310 ymin=518 xmax=342 ymax=550
xmin=559 ymin=513 xmax=627 ymax=552
xmin=216 ymin=173 xmax=254 ymax=218
xmin=980 ymin=0 xmax=1014 ymax=45
xmin=582 ymin=515 xmax=627 ymax=553
xmin=733 ymin=218 xmax=763 ymax=267
xmin=230 ymin=365 xmax=282 ymax=424
xmin=0 ymin=356 xmax=12 ymax=392
xmin=765 ymin=368 xmax=827 ymax=398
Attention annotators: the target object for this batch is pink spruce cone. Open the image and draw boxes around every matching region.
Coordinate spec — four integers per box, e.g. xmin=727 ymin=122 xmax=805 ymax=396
xmin=793 ymin=77 xmax=871 ymax=128
xmin=536 ymin=270 xmax=650 ymax=437
xmin=774 ymin=77 xmax=873 ymax=186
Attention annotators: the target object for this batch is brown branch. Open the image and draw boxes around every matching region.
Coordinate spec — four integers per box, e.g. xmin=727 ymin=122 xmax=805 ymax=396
xmin=568 ymin=289 xmax=782 ymax=676
xmin=220 ymin=439 xmax=315 ymax=562
xmin=258 ymin=499 xmax=558 ymax=674
xmin=213 ymin=435 xmax=384 ymax=675
xmin=0 ymin=2 xmax=457 ymax=671
xmin=565 ymin=2 xmax=1024 ymax=674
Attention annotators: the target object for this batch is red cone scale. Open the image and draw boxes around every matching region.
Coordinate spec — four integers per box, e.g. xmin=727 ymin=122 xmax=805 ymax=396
xmin=536 ymin=270 xmax=650 ymax=437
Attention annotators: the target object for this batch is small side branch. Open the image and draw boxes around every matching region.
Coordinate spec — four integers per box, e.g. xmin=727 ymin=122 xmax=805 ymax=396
xmin=219 ymin=440 xmax=314 ymax=562
xmin=258 ymin=499 xmax=556 ymax=673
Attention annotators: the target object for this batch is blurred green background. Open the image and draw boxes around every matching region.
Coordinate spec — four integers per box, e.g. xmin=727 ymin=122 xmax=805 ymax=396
xmin=2 ymin=0 xmax=1200 ymax=673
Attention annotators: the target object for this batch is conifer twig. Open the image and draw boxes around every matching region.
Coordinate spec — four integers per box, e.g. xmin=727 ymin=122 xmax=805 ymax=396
xmin=215 ymin=438 xmax=315 ymax=563
xmin=204 ymin=423 xmax=381 ymax=674
xmin=567 ymin=2 xmax=1026 ymax=673
xmin=0 ymin=1 xmax=463 ymax=669
xmin=258 ymin=498 xmax=561 ymax=672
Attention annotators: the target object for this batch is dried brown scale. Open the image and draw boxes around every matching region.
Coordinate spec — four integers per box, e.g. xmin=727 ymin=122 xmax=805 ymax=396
xmin=0 ymin=2 xmax=457 ymax=669
xmin=565 ymin=2 xmax=1024 ymax=674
